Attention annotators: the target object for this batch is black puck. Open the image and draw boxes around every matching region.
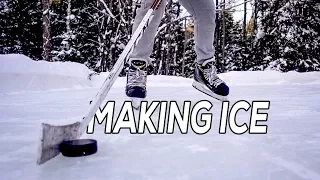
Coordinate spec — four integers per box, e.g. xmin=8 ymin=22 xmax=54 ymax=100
xmin=59 ymin=139 xmax=98 ymax=157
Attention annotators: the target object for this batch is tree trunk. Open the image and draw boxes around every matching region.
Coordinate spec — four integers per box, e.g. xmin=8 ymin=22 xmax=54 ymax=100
xmin=242 ymin=0 xmax=247 ymax=70
xmin=222 ymin=0 xmax=226 ymax=72
xmin=215 ymin=0 xmax=219 ymax=51
xmin=165 ymin=0 xmax=173 ymax=75
xmin=253 ymin=0 xmax=257 ymax=34
xmin=182 ymin=18 xmax=187 ymax=77
xmin=66 ymin=0 xmax=71 ymax=51
xmin=243 ymin=0 xmax=247 ymax=41
xmin=42 ymin=0 xmax=52 ymax=61
xmin=66 ymin=0 xmax=71 ymax=35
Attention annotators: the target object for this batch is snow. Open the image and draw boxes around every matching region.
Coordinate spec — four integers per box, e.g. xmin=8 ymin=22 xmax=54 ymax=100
xmin=0 ymin=54 xmax=92 ymax=78
xmin=66 ymin=14 xmax=75 ymax=20
xmin=1 ymin=54 xmax=320 ymax=180
xmin=284 ymin=46 xmax=292 ymax=53
xmin=0 ymin=54 xmax=94 ymax=93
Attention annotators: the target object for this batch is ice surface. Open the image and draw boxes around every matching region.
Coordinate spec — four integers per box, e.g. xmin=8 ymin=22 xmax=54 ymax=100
xmin=1 ymin=54 xmax=320 ymax=180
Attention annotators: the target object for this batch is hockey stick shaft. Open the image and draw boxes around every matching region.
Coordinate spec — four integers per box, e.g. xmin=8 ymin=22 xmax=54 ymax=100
xmin=79 ymin=0 xmax=163 ymax=135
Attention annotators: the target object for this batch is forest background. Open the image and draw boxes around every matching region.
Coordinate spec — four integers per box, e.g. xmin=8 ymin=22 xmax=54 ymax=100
xmin=1 ymin=0 xmax=319 ymax=77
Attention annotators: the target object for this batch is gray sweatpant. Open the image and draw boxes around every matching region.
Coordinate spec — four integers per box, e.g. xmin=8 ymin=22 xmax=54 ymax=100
xmin=130 ymin=0 xmax=216 ymax=65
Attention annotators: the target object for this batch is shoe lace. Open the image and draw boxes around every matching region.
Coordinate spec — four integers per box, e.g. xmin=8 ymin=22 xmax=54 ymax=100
xmin=203 ymin=65 xmax=224 ymax=88
xmin=127 ymin=68 xmax=147 ymax=87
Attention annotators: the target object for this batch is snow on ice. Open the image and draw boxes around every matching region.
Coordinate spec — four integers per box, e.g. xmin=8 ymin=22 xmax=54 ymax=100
xmin=1 ymin=54 xmax=320 ymax=180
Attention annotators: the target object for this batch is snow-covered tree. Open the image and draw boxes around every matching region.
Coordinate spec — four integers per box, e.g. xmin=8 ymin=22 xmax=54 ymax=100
xmin=1 ymin=0 xmax=42 ymax=60
xmin=215 ymin=10 xmax=244 ymax=72
xmin=1 ymin=0 xmax=319 ymax=74
xmin=0 ymin=0 xmax=9 ymax=54
xmin=151 ymin=0 xmax=185 ymax=76
xmin=49 ymin=0 xmax=136 ymax=73
xmin=254 ymin=0 xmax=320 ymax=72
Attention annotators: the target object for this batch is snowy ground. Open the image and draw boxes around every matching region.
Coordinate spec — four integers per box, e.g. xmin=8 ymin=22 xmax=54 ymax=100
xmin=1 ymin=54 xmax=320 ymax=180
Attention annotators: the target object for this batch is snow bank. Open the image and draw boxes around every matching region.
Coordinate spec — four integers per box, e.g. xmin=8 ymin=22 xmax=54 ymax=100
xmin=151 ymin=70 xmax=320 ymax=86
xmin=0 ymin=54 xmax=94 ymax=93
xmin=90 ymin=73 xmax=191 ymax=88
xmin=0 ymin=54 xmax=92 ymax=78
xmin=91 ymin=70 xmax=320 ymax=89
xmin=1 ymin=54 xmax=319 ymax=94
xmin=219 ymin=70 xmax=320 ymax=85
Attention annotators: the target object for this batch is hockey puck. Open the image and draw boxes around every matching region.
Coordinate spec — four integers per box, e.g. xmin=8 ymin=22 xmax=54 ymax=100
xmin=59 ymin=139 xmax=97 ymax=157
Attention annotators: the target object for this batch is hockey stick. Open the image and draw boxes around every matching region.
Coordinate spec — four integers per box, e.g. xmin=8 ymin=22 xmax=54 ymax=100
xmin=37 ymin=0 xmax=163 ymax=165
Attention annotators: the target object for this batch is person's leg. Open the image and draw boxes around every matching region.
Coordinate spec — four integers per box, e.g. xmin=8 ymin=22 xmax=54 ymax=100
xmin=129 ymin=0 xmax=167 ymax=65
xmin=178 ymin=0 xmax=229 ymax=99
xmin=126 ymin=0 xmax=167 ymax=99
xmin=178 ymin=0 xmax=216 ymax=64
